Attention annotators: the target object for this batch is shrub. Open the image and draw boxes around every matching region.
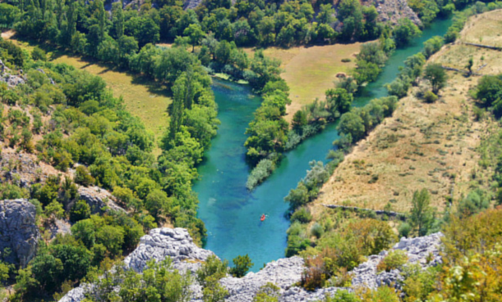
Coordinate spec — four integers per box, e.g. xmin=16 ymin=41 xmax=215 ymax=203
xmin=74 ymin=166 xmax=94 ymax=187
xmin=253 ymin=283 xmax=280 ymax=302
xmin=377 ymin=250 xmax=408 ymax=272
xmin=290 ymin=207 xmax=313 ymax=224
xmin=423 ymin=91 xmax=438 ymax=103
xmin=197 ymin=255 xmax=228 ymax=287
xmin=246 ymin=159 xmax=275 ymax=190
xmin=70 ymin=200 xmax=91 ymax=222
xmin=341 ymin=58 xmax=351 ymax=63
xmin=301 ymin=256 xmax=327 ymax=291
xmin=229 ymin=255 xmax=253 ymax=278
xmin=311 ymin=222 xmax=324 ymax=239
xmin=398 ymin=222 xmax=412 ymax=238
xmin=32 ymin=47 xmax=47 ymax=61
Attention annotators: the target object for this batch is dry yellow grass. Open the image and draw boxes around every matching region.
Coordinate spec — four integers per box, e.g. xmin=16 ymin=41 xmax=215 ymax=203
xmin=2 ymin=31 xmax=170 ymax=156
xmin=309 ymin=11 xmax=502 ymax=217
xmin=461 ymin=9 xmax=502 ymax=46
xmin=245 ymin=43 xmax=361 ymax=122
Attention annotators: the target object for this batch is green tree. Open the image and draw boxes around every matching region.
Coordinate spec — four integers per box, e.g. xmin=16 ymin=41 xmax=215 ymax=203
xmin=184 ymin=23 xmax=205 ymax=52
xmin=393 ymin=18 xmax=421 ymax=48
xmin=112 ymin=2 xmax=124 ymax=39
xmin=292 ymin=110 xmax=308 ymax=133
xmin=410 ymin=189 xmax=435 ymax=236
xmin=338 ymin=111 xmax=365 ymax=141
xmin=70 ymin=200 xmax=91 ymax=222
xmin=96 ymin=225 xmax=125 ymax=257
xmin=229 ymin=255 xmax=253 ymax=277
xmin=145 ymin=189 xmax=171 ymax=219
xmin=326 ymin=88 xmax=353 ymax=118
xmin=423 ymin=63 xmax=447 ymax=94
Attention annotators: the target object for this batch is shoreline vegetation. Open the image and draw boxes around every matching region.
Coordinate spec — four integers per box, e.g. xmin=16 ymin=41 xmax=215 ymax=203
xmin=283 ymin=0 xmax=502 ymax=273
xmin=246 ymin=17 xmax=422 ymax=189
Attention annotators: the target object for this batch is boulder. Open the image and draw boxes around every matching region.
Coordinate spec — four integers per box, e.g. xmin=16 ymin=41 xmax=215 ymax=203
xmin=0 ymin=199 xmax=40 ymax=267
xmin=77 ymin=186 xmax=125 ymax=214
xmin=7 ymin=75 xmax=25 ymax=87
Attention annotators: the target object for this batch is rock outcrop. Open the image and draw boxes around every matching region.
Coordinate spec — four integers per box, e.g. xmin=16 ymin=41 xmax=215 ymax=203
xmin=77 ymin=186 xmax=125 ymax=214
xmin=60 ymin=228 xmax=443 ymax=302
xmin=0 ymin=199 xmax=40 ymax=267
xmin=351 ymin=232 xmax=442 ymax=289
xmin=124 ymin=228 xmax=215 ymax=273
xmin=370 ymin=0 xmax=422 ymax=25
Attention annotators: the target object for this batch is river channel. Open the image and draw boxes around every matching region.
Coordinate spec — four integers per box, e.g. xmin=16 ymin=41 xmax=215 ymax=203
xmin=194 ymin=17 xmax=453 ymax=271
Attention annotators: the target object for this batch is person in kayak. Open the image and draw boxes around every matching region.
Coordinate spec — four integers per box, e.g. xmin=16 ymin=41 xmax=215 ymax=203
xmin=261 ymin=214 xmax=266 ymax=221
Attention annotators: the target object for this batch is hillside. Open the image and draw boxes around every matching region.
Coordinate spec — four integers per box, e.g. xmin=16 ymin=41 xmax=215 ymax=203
xmin=1 ymin=31 xmax=171 ymax=155
xmin=309 ymin=10 xmax=502 ymax=216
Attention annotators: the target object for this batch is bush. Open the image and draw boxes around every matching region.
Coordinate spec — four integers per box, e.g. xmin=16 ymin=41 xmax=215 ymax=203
xmin=70 ymin=200 xmax=91 ymax=222
xmin=398 ymin=222 xmax=412 ymax=238
xmin=229 ymin=255 xmax=253 ymax=278
xmin=290 ymin=207 xmax=313 ymax=224
xmin=74 ymin=166 xmax=95 ymax=187
xmin=301 ymin=256 xmax=327 ymax=291
xmin=423 ymin=91 xmax=438 ymax=103
xmin=310 ymin=222 xmax=324 ymax=239
xmin=32 ymin=47 xmax=47 ymax=61
xmin=246 ymin=159 xmax=275 ymax=190
xmin=196 ymin=255 xmax=228 ymax=287
xmin=376 ymin=250 xmax=408 ymax=272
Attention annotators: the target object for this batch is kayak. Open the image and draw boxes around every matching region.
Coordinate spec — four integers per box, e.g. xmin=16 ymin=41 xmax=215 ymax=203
xmin=260 ymin=214 xmax=266 ymax=221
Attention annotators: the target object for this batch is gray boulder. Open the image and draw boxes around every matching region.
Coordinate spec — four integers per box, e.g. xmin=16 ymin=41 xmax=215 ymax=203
xmin=0 ymin=199 xmax=40 ymax=267
xmin=77 ymin=186 xmax=125 ymax=214
xmin=351 ymin=232 xmax=443 ymax=290
xmin=124 ymin=227 xmax=215 ymax=273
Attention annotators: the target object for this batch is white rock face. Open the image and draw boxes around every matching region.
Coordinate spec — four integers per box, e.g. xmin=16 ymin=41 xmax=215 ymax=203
xmin=124 ymin=228 xmax=215 ymax=273
xmin=351 ymin=232 xmax=443 ymax=290
xmin=60 ymin=229 xmax=443 ymax=302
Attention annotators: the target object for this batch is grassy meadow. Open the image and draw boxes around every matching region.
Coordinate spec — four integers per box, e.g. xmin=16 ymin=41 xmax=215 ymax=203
xmin=245 ymin=43 xmax=361 ymax=121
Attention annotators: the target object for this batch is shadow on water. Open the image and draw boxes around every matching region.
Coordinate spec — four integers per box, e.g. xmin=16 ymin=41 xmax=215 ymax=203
xmin=195 ymin=17 xmax=453 ymax=271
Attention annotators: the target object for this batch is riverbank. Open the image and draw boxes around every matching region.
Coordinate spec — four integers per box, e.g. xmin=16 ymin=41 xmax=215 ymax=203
xmin=195 ymin=16 xmax=454 ymax=271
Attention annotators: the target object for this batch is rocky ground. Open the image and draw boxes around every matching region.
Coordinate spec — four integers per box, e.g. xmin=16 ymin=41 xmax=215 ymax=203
xmin=59 ymin=227 xmax=443 ymax=302
xmin=0 ymin=199 xmax=40 ymax=268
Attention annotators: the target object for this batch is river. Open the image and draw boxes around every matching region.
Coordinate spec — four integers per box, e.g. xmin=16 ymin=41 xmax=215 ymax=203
xmin=194 ymin=17 xmax=453 ymax=271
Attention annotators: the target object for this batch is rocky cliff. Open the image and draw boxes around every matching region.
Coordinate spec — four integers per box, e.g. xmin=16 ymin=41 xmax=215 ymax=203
xmin=60 ymin=228 xmax=443 ymax=302
xmin=0 ymin=199 xmax=40 ymax=267
xmin=369 ymin=0 xmax=422 ymax=25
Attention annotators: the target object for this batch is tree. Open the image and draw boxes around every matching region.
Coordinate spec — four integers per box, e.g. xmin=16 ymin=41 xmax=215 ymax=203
xmin=410 ymin=189 xmax=434 ymax=236
xmin=145 ymin=189 xmax=171 ymax=219
xmin=230 ymin=255 xmax=253 ymax=277
xmin=70 ymin=200 xmax=91 ymax=222
xmin=167 ymin=75 xmax=186 ymax=143
xmin=184 ymin=23 xmax=205 ymax=52
xmin=393 ymin=18 xmax=421 ymax=48
xmin=423 ymin=63 xmax=447 ymax=94
xmin=75 ymin=166 xmax=95 ymax=187
xmin=96 ymin=225 xmax=125 ymax=257
xmin=465 ymin=56 xmax=473 ymax=76
xmin=112 ymin=2 xmax=124 ymax=39
xmin=326 ymin=88 xmax=353 ymax=118
xmin=292 ymin=110 xmax=308 ymax=133
xmin=338 ymin=111 xmax=365 ymax=141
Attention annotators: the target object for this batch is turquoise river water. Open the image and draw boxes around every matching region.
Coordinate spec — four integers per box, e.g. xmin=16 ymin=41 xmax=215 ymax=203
xmin=194 ymin=17 xmax=453 ymax=271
